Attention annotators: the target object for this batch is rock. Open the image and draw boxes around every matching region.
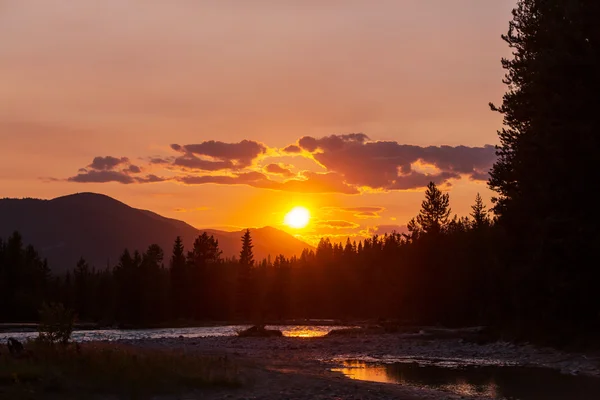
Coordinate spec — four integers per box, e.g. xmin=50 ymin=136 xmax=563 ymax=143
xmin=7 ymin=338 xmax=24 ymax=357
xmin=237 ymin=325 xmax=283 ymax=337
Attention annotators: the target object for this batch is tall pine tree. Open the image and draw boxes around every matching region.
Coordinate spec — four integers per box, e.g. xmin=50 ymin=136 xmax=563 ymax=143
xmin=489 ymin=0 xmax=600 ymax=337
xmin=408 ymin=181 xmax=451 ymax=236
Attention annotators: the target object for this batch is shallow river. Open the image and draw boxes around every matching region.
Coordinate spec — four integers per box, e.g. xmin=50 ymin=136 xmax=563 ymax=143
xmin=0 ymin=324 xmax=345 ymax=341
xmin=333 ymin=360 xmax=600 ymax=399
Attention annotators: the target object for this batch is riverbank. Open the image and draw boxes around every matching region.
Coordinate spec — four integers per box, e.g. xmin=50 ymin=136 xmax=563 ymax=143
xmin=0 ymin=319 xmax=353 ymax=333
xmin=116 ymin=332 xmax=600 ymax=399
xmin=4 ymin=329 xmax=600 ymax=399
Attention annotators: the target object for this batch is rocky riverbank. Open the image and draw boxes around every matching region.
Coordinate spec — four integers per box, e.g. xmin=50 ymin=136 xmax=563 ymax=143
xmin=114 ymin=332 xmax=600 ymax=399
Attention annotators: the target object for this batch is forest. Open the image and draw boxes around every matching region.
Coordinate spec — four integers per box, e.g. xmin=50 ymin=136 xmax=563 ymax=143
xmin=0 ymin=184 xmax=497 ymax=328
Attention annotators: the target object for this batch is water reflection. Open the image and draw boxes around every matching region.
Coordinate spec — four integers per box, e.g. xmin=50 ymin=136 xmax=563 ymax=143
xmin=276 ymin=325 xmax=353 ymax=338
xmin=332 ymin=361 xmax=600 ymax=399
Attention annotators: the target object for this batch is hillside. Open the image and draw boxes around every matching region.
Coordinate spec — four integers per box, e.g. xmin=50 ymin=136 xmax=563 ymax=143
xmin=0 ymin=193 xmax=312 ymax=273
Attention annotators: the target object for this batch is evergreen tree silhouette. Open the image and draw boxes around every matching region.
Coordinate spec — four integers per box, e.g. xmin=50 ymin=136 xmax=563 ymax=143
xmin=408 ymin=181 xmax=451 ymax=235
xmin=187 ymin=233 xmax=222 ymax=319
xmin=169 ymin=236 xmax=187 ymax=319
xmin=239 ymin=229 xmax=254 ymax=267
xmin=470 ymin=193 xmax=489 ymax=229
xmin=489 ymin=0 xmax=600 ymax=338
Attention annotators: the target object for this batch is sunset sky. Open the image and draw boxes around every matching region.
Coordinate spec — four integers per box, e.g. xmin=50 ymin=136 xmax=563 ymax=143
xmin=0 ymin=1 xmax=515 ymax=244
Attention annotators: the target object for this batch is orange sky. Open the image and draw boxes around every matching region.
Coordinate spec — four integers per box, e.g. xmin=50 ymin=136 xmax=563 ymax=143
xmin=0 ymin=0 xmax=516 ymax=244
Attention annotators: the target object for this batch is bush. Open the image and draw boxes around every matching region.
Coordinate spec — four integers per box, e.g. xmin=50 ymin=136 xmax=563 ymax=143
xmin=37 ymin=303 xmax=76 ymax=345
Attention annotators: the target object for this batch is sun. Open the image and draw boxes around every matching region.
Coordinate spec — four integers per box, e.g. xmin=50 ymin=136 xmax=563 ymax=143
xmin=284 ymin=206 xmax=311 ymax=229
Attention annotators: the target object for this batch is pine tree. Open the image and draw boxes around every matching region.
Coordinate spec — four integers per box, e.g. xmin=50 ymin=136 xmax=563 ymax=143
xmin=170 ymin=237 xmax=186 ymax=270
xmin=409 ymin=181 xmax=451 ymax=235
xmin=74 ymin=257 xmax=90 ymax=319
xmin=470 ymin=193 xmax=489 ymax=229
xmin=239 ymin=229 xmax=254 ymax=267
xmin=187 ymin=233 xmax=222 ymax=268
xmin=169 ymin=236 xmax=187 ymax=319
xmin=236 ymin=229 xmax=255 ymax=319
xmin=489 ymin=0 xmax=600 ymax=336
xmin=490 ymin=0 xmax=600 ymax=223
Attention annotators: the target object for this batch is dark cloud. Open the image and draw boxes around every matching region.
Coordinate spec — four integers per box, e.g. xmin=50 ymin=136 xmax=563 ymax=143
xmin=173 ymin=155 xmax=234 ymax=170
xmin=89 ymin=156 xmax=129 ymax=171
xmin=177 ymin=171 xmax=358 ymax=194
xmin=316 ymin=220 xmax=360 ymax=229
xmin=282 ymin=144 xmax=302 ymax=153
xmin=470 ymin=170 xmax=491 ymax=181
xmin=285 ymin=134 xmax=495 ymax=190
xmin=149 ymin=157 xmax=171 ymax=165
xmin=68 ymin=170 xmax=135 ymax=184
xmin=67 ymin=170 xmax=167 ymax=184
xmin=126 ymin=165 xmax=142 ymax=174
xmin=135 ymin=174 xmax=168 ymax=183
xmin=172 ymin=140 xmax=267 ymax=169
xmin=389 ymin=171 xmax=460 ymax=190
xmin=177 ymin=171 xmax=267 ymax=186
xmin=264 ymin=163 xmax=295 ymax=177
xmin=66 ymin=156 xmax=165 ymax=184
xmin=61 ymin=135 xmax=496 ymax=193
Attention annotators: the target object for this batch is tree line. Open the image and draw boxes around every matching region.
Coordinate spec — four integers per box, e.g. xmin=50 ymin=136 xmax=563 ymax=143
xmin=1 ymin=183 xmax=498 ymax=328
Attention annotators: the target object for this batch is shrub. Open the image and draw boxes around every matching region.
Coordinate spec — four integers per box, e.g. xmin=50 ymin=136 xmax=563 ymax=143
xmin=37 ymin=302 xmax=76 ymax=345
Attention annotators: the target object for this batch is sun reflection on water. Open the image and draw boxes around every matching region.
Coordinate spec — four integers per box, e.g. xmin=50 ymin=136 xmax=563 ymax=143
xmin=277 ymin=325 xmax=345 ymax=338
xmin=330 ymin=360 xmax=600 ymax=400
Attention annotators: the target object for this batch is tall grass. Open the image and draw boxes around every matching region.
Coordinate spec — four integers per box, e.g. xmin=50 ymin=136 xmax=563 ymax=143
xmin=0 ymin=341 xmax=241 ymax=399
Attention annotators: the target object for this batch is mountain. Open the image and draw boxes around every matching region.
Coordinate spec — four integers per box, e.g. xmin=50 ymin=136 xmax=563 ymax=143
xmin=0 ymin=193 xmax=313 ymax=273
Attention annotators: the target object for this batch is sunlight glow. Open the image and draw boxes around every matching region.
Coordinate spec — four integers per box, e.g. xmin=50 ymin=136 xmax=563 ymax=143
xmin=284 ymin=206 xmax=311 ymax=229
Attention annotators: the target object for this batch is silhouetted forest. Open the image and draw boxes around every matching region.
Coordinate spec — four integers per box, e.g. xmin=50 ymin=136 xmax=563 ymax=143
xmin=1 ymin=184 xmax=497 ymax=328
xmin=2 ymin=0 xmax=599 ymax=347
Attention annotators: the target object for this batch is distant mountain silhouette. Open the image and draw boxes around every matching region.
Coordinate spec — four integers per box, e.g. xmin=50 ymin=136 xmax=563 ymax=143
xmin=0 ymin=193 xmax=313 ymax=273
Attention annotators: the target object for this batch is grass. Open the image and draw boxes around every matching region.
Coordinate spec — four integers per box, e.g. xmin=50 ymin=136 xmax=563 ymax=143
xmin=0 ymin=341 xmax=241 ymax=399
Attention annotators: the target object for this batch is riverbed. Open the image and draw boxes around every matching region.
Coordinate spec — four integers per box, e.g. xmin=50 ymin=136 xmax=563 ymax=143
xmin=3 ymin=327 xmax=599 ymax=399
xmin=118 ymin=331 xmax=600 ymax=399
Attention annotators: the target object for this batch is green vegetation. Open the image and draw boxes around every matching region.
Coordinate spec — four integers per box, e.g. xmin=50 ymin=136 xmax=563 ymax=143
xmin=0 ymin=341 xmax=240 ymax=399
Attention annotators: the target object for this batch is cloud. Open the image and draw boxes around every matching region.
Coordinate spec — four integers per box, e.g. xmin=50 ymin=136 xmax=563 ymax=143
xmin=149 ymin=157 xmax=171 ymax=165
xmin=135 ymin=174 xmax=168 ymax=183
xmin=316 ymin=220 xmax=360 ymax=229
xmin=282 ymin=144 xmax=302 ymax=153
xmin=60 ymin=134 xmax=497 ymax=193
xmin=66 ymin=156 xmax=166 ymax=184
xmin=171 ymin=140 xmax=267 ymax=170
xmin=67 ymin=171 xmax=168 ymax=184
xmin=324 ymin=206 xmax=386 ymax=218
xmin=173 ymin=155 xmax=234 ymax=170
xmin=68 ymin=170 xmax=135 ymax=184
xmin=177 ymin=171 xmax=267 ymax=186
xmin=177 ymin=171 xmax=358 ymax=194
xmin=126 ymin=165 xmax=142 ymax=173
xmin=89 ymin=156 xmax=129 ymax=171
xmin=286 ymin=134 xmax=495 ymax=190
xmin=264 ymin=163 xmax=295 ymax=177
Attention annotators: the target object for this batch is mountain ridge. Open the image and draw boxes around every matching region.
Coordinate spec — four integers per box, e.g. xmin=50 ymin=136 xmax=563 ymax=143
xmin=0 ymin=192 xmax=313 ymax=273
